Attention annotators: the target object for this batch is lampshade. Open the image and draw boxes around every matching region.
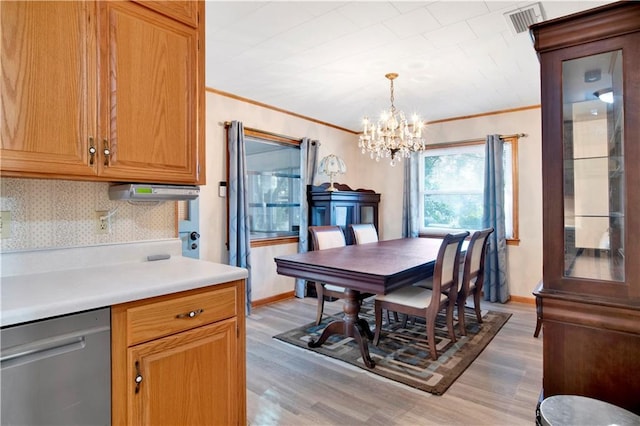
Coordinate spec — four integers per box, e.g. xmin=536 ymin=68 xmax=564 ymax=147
xmin=318 ymin=154 xmax=346 ymax=192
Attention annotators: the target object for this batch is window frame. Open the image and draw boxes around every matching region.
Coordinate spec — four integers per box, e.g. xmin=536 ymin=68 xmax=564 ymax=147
xmin=240 ymin=128 xmax=302 ymax=248
xmin=418 ymin=136 xmax=520 ymax=245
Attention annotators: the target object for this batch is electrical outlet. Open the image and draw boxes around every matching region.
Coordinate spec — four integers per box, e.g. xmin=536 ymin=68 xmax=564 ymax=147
xmin=0 ymin=211 xmax=11 ymax=239
xmin=96 ymin=210 xmax=110 ymax=234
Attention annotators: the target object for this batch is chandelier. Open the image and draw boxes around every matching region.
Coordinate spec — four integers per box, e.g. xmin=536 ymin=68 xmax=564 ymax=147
xmin=358 ymin=73 xmax=425 ymax=166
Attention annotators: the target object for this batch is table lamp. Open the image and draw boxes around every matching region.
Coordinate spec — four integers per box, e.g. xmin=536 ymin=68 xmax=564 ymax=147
xmin=318 ymin=154 xmax=346 ymax=192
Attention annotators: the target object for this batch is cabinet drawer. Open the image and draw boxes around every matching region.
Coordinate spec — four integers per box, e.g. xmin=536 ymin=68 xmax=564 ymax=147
xmin=125 ymin=285 xmax=237 ymax=346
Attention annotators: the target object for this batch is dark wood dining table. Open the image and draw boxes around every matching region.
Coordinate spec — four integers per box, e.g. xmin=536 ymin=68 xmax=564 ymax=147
xmin=274 ymin=237 xmax=446 ymax=368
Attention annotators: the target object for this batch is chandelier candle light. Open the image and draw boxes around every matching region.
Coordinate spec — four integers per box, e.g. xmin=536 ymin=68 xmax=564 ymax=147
xmin=359 ymin=73 xmax=426 ymax=166
xmin=318 ymin=154 xmax=346 ymax=192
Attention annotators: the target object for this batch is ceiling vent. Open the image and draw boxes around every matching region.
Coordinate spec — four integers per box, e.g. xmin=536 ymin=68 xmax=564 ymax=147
xmin=504 ymin=3 xmax=545 ymax=35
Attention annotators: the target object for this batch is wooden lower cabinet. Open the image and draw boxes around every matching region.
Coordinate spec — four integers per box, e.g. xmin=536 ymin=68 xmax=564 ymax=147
xmin=112 ymin=281 xmax=246 ymax=425
xmin=540 ymin=295 xmax=640 ymax=413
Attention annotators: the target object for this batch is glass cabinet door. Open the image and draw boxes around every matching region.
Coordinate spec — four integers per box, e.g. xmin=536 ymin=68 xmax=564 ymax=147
xmin=360 ymin=205 xmax=375 ymax=224
xmin=561 ymin=50 xmax=625 ymax=282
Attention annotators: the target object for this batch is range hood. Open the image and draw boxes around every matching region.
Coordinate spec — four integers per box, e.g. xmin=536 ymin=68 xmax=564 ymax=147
xmin=109 ymin=184 xmax=199 ymax=201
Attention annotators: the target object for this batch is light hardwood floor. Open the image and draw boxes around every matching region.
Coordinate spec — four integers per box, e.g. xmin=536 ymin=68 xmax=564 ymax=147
xmin=246 ymin=296 xmax=542 ymax=425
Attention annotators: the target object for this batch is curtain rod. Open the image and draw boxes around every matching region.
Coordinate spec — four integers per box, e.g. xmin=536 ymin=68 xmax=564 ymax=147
xmin=500 ymin=133 xmax=526 ymax=139
xmin=222 ymin=121 xmax=302 ymax=142
xmin=436 ymin=133 xmax=527 ymax=146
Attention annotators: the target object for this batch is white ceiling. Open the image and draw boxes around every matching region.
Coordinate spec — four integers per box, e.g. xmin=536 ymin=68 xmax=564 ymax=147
xmin=205 ymin=1 xmax=614 ymax=132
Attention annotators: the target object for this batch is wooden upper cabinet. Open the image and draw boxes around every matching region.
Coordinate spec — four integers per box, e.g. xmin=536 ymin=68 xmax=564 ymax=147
xmin=97 ymin=1 xmax=203 ymax=184
xmin=0 ymin=0 xmax=204 ymax=185
xmin=532 ymin=1 xmax=640 ymax=301
xmin=0 ymin=1 xmax=98 ymax=177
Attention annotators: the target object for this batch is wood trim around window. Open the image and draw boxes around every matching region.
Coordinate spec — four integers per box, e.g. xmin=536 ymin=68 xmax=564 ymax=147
xmin=225 ymin=124 xmax=302 ymax=248
xmin=505 ymin=135 xmax=520 ymax=246
xmin=423 ymin=136 xmax=521 ymax=246
xmin=251 ymin=236 xmax=299 ymax=248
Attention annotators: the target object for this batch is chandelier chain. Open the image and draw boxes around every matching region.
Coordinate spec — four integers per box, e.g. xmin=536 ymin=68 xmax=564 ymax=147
xmin=389 ymin=79 xmax=396 ymax=115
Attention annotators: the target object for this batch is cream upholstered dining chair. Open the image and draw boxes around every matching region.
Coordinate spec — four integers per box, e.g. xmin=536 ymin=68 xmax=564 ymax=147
xmin=372 ymin=231 xmax=469 ymax=361
xmin=457 ymin=227 xmax=493 ymax=335
xmin=308 ymin=226 xmax=370 ymax=326
xmin=348 ymin=223 xmax=398 ymax=322
xmin=348 ymin=223 xmax=379 ymax=244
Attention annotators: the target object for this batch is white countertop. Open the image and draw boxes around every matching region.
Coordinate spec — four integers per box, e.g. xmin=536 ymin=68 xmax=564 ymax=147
xmin=1 ymin=239 xmax=248 ymax=327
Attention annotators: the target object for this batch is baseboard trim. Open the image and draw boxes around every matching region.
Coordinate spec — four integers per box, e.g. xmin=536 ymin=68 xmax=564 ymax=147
xmin=251 ymin=291 xmax=535 ymax=307
xmin=252 ymin=291 xmax=296 ymax=308
xmin=509 ymin=295 xmax=536 ymax=305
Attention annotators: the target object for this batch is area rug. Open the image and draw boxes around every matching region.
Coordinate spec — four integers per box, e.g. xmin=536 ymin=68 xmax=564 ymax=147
xmin=273 ymin=299 xmax=511 ymax=395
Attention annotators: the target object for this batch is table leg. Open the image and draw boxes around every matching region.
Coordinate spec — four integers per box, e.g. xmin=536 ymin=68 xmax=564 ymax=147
xmin=308 ymin=288 xmax=375 ymax=368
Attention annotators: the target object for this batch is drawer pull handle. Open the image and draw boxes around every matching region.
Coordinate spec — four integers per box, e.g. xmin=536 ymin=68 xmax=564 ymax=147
xmin=176 ymin=309 xmax=204 ymax=319
xmin=88 ymin=137 xmax=96 ymax=165
xmin=103 ymin=139 xmax=110 ymax=166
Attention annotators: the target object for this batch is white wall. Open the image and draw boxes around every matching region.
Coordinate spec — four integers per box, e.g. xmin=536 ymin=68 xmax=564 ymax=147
xmin=201 ymin=90 xmax=378 ymax=301
xmin=202 ymin=90 xmax=542 ymax=302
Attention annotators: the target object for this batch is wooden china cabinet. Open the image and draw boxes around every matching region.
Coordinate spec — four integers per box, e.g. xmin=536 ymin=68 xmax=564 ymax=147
xmin=306 ymin=183 xmax=381 ymax=296
xmin=531 ymin=1 xmax=640 ymax=414
xmin=308 ymin=183 xmax=380 ymax=246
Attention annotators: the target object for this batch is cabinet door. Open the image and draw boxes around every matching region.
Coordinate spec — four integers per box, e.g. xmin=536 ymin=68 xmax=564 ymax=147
xmin=133 ymin=0 xmax=199 ymax=27
xmin=97 ymin=1 xmax=202 ymax=184
xmin=359 ymin=203 xmax=378 ymax=227
xmin=333 ymin=203 xmax=355 ymax=243
xmin=541 ymin=33 xmax=640 ymax=298
xmin=310 ymin=204 xmax=329 ymax=227
xmin=0 ymin=1 xmax=97 ymax=177
xmin=128 ymin=318 xmax=239 ymax=425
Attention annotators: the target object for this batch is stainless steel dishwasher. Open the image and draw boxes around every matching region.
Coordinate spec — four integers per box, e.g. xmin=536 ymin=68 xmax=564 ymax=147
xmin=1 ymin=307 xmax=111 ymax=426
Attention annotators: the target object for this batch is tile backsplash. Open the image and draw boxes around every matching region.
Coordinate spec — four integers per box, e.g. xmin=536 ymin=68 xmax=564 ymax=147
xmin=0 ymin=178 xmax=175 ymax=251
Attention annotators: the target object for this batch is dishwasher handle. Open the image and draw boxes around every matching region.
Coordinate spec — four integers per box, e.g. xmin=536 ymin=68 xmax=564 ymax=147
xmin=1 ymin=325 xmax=109 ymax=369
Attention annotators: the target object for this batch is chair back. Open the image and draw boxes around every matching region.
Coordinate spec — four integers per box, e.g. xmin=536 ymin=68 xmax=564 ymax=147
xmin=309 ymin=226 xmax=346 ymax=250
xmin=349 ymin=223 xmax=379 ymax=244
xmin=432 ymin=231 xmax=469 ymax=297
xmin=461 ymin=227 xmax=494 ymax=293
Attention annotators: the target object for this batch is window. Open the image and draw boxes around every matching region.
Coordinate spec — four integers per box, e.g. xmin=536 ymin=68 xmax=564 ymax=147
xmin=244 ymin=132 xmax=301 ymax=243
xmin=418 ymin=137 xmax=519 ymax=243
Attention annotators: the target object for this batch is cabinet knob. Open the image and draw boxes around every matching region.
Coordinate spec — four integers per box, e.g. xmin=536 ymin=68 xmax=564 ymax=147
xmin=190 ymin=231 xmax=200 ymax=241
xmin=191 ymin=243 xmax=198 ymax=250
